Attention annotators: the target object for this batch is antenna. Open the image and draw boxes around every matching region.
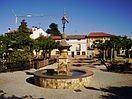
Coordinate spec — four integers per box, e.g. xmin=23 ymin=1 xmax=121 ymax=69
xmin=64 ymin=9 xmax=67 ymax=19
xmin=63 ymin=9 xmax=69 ymax=23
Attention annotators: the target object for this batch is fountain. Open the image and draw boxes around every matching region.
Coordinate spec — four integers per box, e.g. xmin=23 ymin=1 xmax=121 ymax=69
xmin=34 ymin=38 xmax=94 ymax=89
xmin=34 ymin=12 xmax=93 ymax=89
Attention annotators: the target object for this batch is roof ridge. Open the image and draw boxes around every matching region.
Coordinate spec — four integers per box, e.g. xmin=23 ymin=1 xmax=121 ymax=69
xmin=88 ymin=32 xmax=112 ymax=37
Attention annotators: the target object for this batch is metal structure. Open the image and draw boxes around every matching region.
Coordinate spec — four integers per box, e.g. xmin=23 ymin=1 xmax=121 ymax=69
xmin=12 ymin=10 xmax=26 ymax=27
xmin=12 ymin=10 xmax=45 ymax=27
xmin=61 ymin=10 xmax=69 ymax=35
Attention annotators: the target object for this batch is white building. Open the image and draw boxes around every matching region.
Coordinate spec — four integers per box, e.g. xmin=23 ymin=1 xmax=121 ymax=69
xmin=66 ymin=35 xmax=88 ymax=58
xmin=51 ymin=35 xmax=88 ymax=58
xmin=128 ymin=36 xmax=132 ymax=40
xmin=30 ymin=26 xmax=48 ymax=39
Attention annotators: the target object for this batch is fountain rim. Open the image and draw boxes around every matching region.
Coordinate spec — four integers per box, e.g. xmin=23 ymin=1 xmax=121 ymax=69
xmin=34 ymin=69 xmax=94 ymax=79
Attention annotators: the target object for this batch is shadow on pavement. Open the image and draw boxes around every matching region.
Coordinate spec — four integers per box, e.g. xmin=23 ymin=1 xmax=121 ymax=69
xmin=0 ymin=90 xmax=45 ymax=99
xmin=84 ymin=86 xmax=100 ymax=91
xmin=84 ymin=86 xmax=132 ymax=99
xmin=100 ymin=86 xmax=132 ymax=99
xmin=25 ymin=71 xmax=34 ymax=75
xmin=100 ymin=69 xmax=132 ymax=74
xmin=26 ymin=77 xmax=35 ymax=86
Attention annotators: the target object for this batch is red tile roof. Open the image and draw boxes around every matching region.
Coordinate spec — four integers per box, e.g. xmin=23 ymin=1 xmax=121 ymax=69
xmin=50 ymin=36 xmax=62 ymax=40
xmin=51 ymin=35 xmax=87 ymax=40
xmin=5 ymin=29 xmax=33 ymax=35
xmin=88 ymin=32 xmax=112 ymax=37
xmin=65 ymin=35 xmax=87 ymax=39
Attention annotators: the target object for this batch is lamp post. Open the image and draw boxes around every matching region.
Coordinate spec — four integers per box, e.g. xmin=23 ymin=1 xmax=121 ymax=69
xmin=61 ymin=16 xmax=66 ymax=36
xmin=61 ymin=9 xmax=69 ymax=37
xmin=59 ymin=12 xmax=70 ymax=64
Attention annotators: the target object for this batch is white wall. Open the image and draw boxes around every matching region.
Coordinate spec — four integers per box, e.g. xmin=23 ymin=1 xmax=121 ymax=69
xmin=66 ymin=39 xmax=87 ymax=56
xmin=30 ymin=27 xmax=48 ymax=39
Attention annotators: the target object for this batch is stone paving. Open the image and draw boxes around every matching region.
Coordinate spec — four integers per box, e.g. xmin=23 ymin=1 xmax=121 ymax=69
xmin=0 ymin=60 xmax=132 ymax=99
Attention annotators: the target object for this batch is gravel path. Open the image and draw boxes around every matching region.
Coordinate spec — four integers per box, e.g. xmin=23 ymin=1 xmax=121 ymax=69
xmin=0 ymin=63 xmax=132 ymax=99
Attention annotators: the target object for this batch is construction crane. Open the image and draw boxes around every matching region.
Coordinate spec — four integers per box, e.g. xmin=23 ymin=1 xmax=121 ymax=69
xmin=12 ymin=10 xmax=26 ymax=27
xmin=12 ymin=10 xmax=45 ymax=27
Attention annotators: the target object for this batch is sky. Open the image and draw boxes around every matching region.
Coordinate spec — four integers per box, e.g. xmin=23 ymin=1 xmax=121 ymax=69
xmin=0 ymin=0 xmax=132 ymax=36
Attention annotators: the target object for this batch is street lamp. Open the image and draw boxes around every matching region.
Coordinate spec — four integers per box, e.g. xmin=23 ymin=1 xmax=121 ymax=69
xmin=61 ymin=10 xmax=69 ymax=37
xmin=61 ymin=16 xmax=66 ymax=35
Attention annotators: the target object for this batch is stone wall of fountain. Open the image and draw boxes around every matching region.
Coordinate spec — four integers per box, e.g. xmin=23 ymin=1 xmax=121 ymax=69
xmin=34 ymin=69 xmax=93 ymax=89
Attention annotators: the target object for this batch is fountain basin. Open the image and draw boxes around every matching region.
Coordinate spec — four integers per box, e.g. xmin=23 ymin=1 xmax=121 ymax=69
xmin=34 ymin=69 xmax=94 ymax=89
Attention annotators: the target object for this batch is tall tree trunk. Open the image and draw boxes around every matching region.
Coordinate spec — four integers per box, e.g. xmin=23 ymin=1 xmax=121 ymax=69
xmin=128 ymin=50 xmax=130 ymax=62
xmin=125 ymin=49 xmax=129 ymax=58
xmin=103 ymin=49 xmax=106 ymax=60
xmin=111 ymin=48 xmax=113 ymax=61
xmin=114 ymin=50 xmax=116 ymax=59
xmin=44 ymin=51 xmax=47 ymax=59
xmin=106 ymin=49 xmax=108 ymax=60
xmin=49 ymin=50 xmax=51 ymax=58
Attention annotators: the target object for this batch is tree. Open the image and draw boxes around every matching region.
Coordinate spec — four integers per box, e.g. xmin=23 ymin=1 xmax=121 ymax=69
xmin=92 ymin=38 xmax=116 ymax=61
xmin=46 ymin=37 xmax=59 ymax=57
xmin=92 ymin=40 xmax=106 ymax=60
xmin=109 ymin=36 xmax=120 ymax=60
xmin=34 ymin=35 xmax=59 ymax=59
xmin=46 ymin=23 xmax=62 ymax=36
xmin=10 ymin=49 xmax=32 ymax=64
xmin=93 ymin=35 xmax=132 ymax=61
xmin=121 ymin=36 xmax=132 ymax=58
xmin=6 ymin=20 xmax=34 ymax=51
xmin=0 ymin=20 xmax=36 ymax=72
xmin=6 ymin=20 xmax=34 ymax=69
xmin=0 ymin=35 xmax=13 ymax=72
xmin=0 ymin=35 xmax=12 ymax=58
xmin=18 ymin=19 xmax=30 ymax=33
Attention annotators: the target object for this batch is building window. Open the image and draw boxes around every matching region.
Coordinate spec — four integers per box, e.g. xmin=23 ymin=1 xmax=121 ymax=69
xmin=90 ymin=41 xmax=93 ymax=49
xmin=82 ymin=51 xmax=86 ymax=55
xmin=71 ymin=51 xmax=74 ymax=57
xmin=76 ymin=44 xmax=81 ymax=51
xmin=56 ymin=51 xmax=60 ymax=55
xmin=77 ymin=51 xmax=80 ymax=55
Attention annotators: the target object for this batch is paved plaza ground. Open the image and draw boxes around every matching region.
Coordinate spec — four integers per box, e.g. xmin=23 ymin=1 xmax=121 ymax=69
xmin=0 ymin=61 xmax=132 ymax=99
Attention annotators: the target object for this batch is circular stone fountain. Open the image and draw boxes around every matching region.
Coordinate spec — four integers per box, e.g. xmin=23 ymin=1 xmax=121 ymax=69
xmin=34 ymin=38 xmax=94 ymax=89
xmin=34 ymin=66 xmax=93 ymax=89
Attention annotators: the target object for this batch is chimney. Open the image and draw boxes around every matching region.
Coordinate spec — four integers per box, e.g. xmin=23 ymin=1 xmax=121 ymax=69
xmin=32 ymin=26 xmax=35 ymax=31
xmin=8 ymin=28 xmax=11 ymax=32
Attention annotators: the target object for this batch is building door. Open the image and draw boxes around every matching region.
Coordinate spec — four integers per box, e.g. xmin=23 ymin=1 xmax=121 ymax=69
xmin=71 ymin=51 xmax=74 ymax=57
